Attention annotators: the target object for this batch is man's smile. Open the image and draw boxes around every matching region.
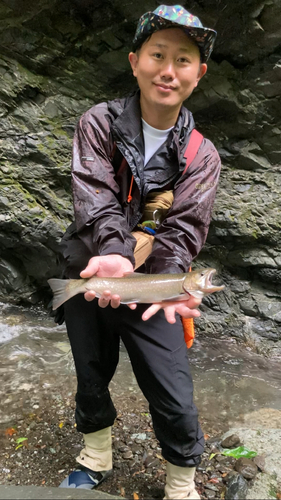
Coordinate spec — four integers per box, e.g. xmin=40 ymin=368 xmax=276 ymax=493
xmin=154 ymin=82 xmax=176 ymax=92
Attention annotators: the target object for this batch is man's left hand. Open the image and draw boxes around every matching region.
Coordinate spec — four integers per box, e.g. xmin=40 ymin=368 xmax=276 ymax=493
xmin=141 ymin=295 xmax=201 ymax=323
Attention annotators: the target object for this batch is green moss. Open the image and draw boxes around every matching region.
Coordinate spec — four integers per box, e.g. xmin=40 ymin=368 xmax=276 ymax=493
xmin=15 ymin=63 xmax=45 ymax=87
xmin=1 ymin=180 xmax=70 ymax=233
xmin=6 ymin=183 xmax=40 ymax=207
xmin=268 ymin=483 xmax=277 ymax=498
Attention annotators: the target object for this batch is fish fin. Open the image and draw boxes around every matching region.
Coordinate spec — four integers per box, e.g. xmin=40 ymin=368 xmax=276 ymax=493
xmin=120 ymin=298 xmax=141 ymax=304
xmin=162 ymin=291 xmax=204 ymax=302
xmin=47 ymin=279 xmax=77 ymax=310
xmin=122 ymin=272 xmax=145 ymax=278
xmin=186 ymin=290 xmax=205 ymax=299
xmin=161 ymin=294 xmax=188 ymax=302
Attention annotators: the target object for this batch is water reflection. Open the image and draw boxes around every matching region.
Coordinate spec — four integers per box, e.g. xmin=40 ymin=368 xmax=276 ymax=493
xmin=1 ymin=302 xmax=280 ymax=432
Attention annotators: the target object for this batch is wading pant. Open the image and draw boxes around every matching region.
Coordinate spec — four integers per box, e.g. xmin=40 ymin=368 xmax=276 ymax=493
xmin=64 ymin=294 xmax=204 ymax=467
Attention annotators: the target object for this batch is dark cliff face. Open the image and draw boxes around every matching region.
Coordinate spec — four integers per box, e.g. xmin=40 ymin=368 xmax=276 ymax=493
xmin=0 ymin=0 xmax=280 ymax=355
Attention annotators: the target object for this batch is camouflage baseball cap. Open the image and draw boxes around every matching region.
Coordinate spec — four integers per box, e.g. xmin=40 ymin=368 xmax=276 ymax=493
xmin=132 ymin=4 xmax=217 ymax=62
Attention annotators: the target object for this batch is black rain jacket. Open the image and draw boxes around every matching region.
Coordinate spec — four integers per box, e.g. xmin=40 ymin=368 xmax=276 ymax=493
xmin=62 ymin=91 xmax=221 ymax=276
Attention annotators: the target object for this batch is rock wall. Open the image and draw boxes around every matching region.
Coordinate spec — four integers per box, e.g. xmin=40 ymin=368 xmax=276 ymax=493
xmin=0 ymin=0 xmax=280 ymax=355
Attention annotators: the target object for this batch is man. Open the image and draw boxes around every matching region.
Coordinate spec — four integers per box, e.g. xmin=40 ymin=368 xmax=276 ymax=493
xmin=58 ymin=5 xmax=220 ymax=499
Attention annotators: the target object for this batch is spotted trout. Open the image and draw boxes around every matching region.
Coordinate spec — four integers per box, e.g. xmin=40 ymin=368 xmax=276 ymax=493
xmin=48 ymin=268 xmax=224 ymax=310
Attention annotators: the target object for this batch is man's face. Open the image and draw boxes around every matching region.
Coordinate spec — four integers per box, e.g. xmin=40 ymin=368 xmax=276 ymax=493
xmin=129 ymin=28 xmax=207 ymax=117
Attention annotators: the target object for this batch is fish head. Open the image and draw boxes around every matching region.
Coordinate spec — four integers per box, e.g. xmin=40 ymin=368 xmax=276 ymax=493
xmin=183 ymin=268 xmax=225 ymax=298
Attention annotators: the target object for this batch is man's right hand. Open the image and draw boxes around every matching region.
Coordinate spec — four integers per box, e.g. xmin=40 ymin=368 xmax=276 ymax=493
xmin=80 ymin=254 xmax=135 ymax=309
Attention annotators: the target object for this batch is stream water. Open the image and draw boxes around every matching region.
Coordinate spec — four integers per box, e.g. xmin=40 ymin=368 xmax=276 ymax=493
xmin=1 ymin=302 xmax=281 ymax=433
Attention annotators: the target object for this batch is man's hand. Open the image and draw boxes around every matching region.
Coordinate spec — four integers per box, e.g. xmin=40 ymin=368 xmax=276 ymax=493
xmin=80 ymin=254 xmax=135 ymax=308
xmin=142 ymin=295 xmax=201 ymax=323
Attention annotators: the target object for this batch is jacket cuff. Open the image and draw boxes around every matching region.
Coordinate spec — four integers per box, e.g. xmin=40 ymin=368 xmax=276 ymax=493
xmin=145 ymin=255 xmax=187 ymax=275
xmin=100 ymin=246 xmax=136 ymax=267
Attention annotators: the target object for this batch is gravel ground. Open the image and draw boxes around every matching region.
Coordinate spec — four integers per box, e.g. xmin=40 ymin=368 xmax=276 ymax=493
xmin=0 ymin=386 xmax=253 ymax=500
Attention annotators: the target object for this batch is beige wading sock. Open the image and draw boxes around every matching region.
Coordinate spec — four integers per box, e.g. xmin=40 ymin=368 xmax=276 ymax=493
xmin=76 ymin=426 xmax=112 ymax=472
xmin=164 ymin=462 xmax=200 ymax=500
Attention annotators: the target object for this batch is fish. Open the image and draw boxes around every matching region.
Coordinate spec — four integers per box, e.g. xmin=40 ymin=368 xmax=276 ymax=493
xmin=48 ymin=268 xmax=224 ymax=310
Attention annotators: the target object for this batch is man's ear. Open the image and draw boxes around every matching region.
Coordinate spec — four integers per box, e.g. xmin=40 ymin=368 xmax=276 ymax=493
xmin=198 ymin=63 xmax=208 ymax=81
xmin=128 ymin=52 xmax=138 ymax=77
xmin=196 ymin=63 xmax=207 ymax=84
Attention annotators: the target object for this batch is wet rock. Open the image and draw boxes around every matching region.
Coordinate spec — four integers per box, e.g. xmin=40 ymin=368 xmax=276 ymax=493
xmin=234 ymin=457 xmax=258 ymax=479
xmin=41 ymin=433 xmax=54 ymax=445
xmin=214 ymin=455 xmax=235 ymax=474
xmin=215 ymin=455 xmax=236 ymax=467
xmin=223 ymin=470 xmax=238 ymax=484
xmin=206 ymin=436 xmax=221 ymax=450
xmin=221 ymin=434 xmax=241 ymax=448
xmin=208 ymin=475 xmax=222 ymax=483
xmin=131 ymin=433 xmax=147 ymax=441
xmin=118 ymin=445 xmax=129 ymax=452
xmin=225 ymin=473 xmax=248 ymax=499
xmin=205 ymin=491 xmax=216 ymax=499
xmin=144 ymin=454 xmax=159 ymax=468
xmin=150 ymin=441 xmax=158 ymax=449
xmin=253 ymin=454 xmax=266 ymax=472
xmin=205 ymin=483 xmax=219 ymax=492
xmin=196 ymin=471 xmax=207 ymax=484
xmin=131 ymin=444 xmax=142 ymax=455
xmin=216 ymin=465 xmax=229 ymax=474
xmin=197 ymin=464 xmax=207 ymax=473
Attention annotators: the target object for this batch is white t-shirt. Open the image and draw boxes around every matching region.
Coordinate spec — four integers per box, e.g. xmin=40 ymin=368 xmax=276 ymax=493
xmin=142 ymin=119 xmax=174 ymax=166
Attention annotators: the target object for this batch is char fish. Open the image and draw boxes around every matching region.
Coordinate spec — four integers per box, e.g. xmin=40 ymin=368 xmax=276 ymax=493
xmin=48 ymin=268 xmax=224 ymax=310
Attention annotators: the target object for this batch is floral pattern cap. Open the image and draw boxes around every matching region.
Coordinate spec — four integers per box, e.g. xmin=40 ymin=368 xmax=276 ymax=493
xmin=132 ymin=4 xmax=217 ymax=62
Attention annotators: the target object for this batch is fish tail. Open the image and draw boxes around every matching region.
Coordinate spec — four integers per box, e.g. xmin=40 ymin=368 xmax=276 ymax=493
xmin=47 ymin=278 xmax=79 ymax=310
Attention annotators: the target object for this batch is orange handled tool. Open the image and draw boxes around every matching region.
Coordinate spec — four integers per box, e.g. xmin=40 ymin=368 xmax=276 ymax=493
xmin=181 ymin=316 xmax=195 ymax=348
xmin=181 ymin=266 xmax=195 ymax=348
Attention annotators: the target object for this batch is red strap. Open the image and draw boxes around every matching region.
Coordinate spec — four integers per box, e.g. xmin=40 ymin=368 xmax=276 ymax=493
xmin=183 ymin=129 xmax=203 ymax=175
xmin=127 ymin=174 xmax=134 ymax=203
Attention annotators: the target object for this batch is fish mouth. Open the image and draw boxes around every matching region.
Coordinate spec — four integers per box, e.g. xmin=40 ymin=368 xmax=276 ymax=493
xmin=183 ymin=268 xmax=224 ymax=295
xmin=203 ymin=268 xmax=225 ymax=293
xmin=206 ymin=268 xmax=216 ymax=285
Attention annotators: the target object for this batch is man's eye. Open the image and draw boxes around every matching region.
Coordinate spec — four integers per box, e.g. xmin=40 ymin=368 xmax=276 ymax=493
xmin=153 ymin=53 xmax=163 ymax=59
xmin=178 ymin=57 xmax=190 ymax=63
